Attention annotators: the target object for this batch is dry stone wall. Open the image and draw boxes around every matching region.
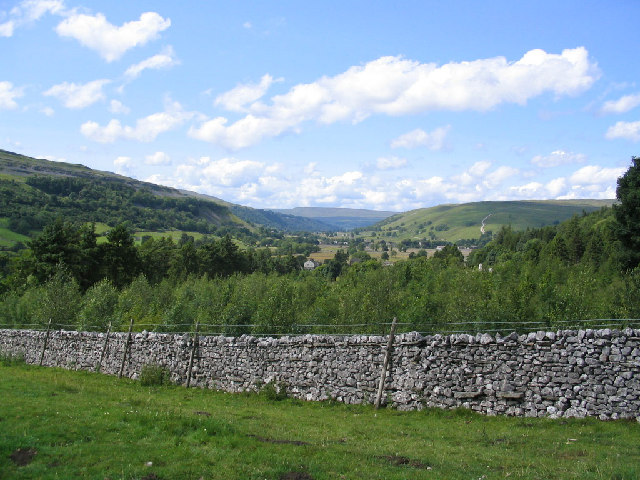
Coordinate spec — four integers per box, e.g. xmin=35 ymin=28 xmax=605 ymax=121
xmin=1 ymin=328 xmax=639 ymax=420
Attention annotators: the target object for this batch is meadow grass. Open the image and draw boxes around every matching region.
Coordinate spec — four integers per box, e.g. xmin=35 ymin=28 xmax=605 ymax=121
xmin=0 ymin=363 xmax=638 ymax=480
xmin=0 ymin=220 xmax=30 ymax=248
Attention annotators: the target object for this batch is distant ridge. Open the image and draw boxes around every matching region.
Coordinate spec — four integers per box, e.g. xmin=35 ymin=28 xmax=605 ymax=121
xmin=273 ymin=207 xmax=397 ymax=230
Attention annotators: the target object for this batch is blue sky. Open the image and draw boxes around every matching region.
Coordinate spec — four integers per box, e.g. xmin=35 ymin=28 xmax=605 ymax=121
xmin=1 ymin=1 xmax=639 ymax=211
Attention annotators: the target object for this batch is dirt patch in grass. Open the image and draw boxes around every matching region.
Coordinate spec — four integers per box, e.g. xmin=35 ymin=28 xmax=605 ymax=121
xmin=10 ymin=447 xmax=37 ymax=466
xmin=140 ymin=474 xmax=161 ymax=480
xmin=279 ymin=472 xmax=313 ymax=480
xmin=194 ymin=410 xmax=211 ymax=416
xmin=249 ymin=434 xmax=309 ymax=446
xmin=379 ymin=454 xmax=431 ymax=469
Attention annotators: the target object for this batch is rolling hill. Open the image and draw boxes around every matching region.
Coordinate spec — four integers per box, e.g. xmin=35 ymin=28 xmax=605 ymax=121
xmin=361 ymin=200 xmax=616 ymax=245
xmin=0 ymin=149 xmax=330 ymax=247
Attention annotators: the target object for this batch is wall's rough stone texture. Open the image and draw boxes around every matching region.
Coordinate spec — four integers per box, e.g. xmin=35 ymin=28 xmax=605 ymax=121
xmin=1 ymin=328 xmax=639 ymax=420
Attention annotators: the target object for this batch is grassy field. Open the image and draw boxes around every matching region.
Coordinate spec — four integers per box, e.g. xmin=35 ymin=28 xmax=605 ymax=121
xmin=1 ymin=362 xmax=638 ymax=479
xmin=0 ymin=218 xmax=30 ymax=248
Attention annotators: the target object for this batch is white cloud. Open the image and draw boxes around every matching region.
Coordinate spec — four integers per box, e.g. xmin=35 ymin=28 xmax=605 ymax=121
xmin=147 ymin=155 xmax=624 ymax=211
xmin=531 ymin=150 xmax=586 ymax=168
xmin=303 ymin=162 xmax=317 ymax=176
xmin=191 ymin=47 xmax=599 ymax=149
xmin=81 ymin=99 xmax=194 ymax=142
xmin=600 ymin=93 xmax=640 ymax=115
xmin=507 ymin=166 xmax=622 ymax=201
xmin=201 ymin=158 xmax=266 ymax=186
xmin=41 ymin=106 xmax=55 ymax=116
xmin=114 ymin=156 xmax=134 ymax=175
xmin=376 ymin=156 xmax=407 ymax=170
xmin=468 ymin=161 xmax=492 ymax=177
xmin=453 ymin=161 xmax=492 ymax=186
xmin=109 ymin=99 xmax=130 ymax=114
xmin=483 ymin=166 xmax=520 ymax=189
xmin=41 ymin=154 xmax=66 ymax=162
xmin=56 ymin=11 xmax=171 ymax=62
xmin=0 ymin=20 xmax=14 ymax=37
xmin=43 ymin=79 xmax=110 ymax=108
xmin=243 ymin=21 xmax=252 ymax=29
xmin=16 ymin=0 xmax=65 ymax=21
xmin=188 ymin=114 xmax=294 ymax=149
xmin=508 ymin=182 xmax=545 ymax=198
xmin=124 ymin=46 xmax=179 ymax=80
xmin=545 ymin=177 xmax=567 ymax=196
xmin=569 ymin=165 xmax=625 ymax=186
xmin=390 ymin=125 xmax=450 ymax=150
xmin=0 ymin=0 xmax=65 ymax=37
xmin=152 ymin=156 xmax=268 ymax=190
xmin=145 ymin=151 xmax=170 ymax=166
xmin=0 ymin=81 xmax=24 ymax=109
xmin=605 ymin=120 xmax=640 ymax=142
xmin=215 ymin=74 xmax=277 ymax=112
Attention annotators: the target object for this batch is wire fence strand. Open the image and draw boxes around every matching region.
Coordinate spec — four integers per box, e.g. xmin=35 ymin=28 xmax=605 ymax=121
xmin=2 ymin=318 xmax=640 ymax=337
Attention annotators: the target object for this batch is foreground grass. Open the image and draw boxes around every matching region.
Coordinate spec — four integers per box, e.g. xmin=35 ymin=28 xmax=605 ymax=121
xmin=1 ymin=363 xmax=638 ymax=480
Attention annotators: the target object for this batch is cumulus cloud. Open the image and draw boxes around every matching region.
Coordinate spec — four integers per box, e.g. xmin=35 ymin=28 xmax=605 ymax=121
xmin=531 ymin=150 xmax=586 ymax=167
xmin=605 ymin=120 xmax=640 ymax=142
xmin=124 ymin=46 xmax=179 ymax=80
xmin=149 ymin=155 xmax=565 ymax=210
xmin=149 ymin=156 xmax=270 ymax=195
xmin=390 ymin=126 xmax=450 ymax=150
xmin=453 ymin=161 xmax=492 ymax=186
xmin=0 ymin=21 xmax=14 ymax=37
xmin=191 ymin=47 xmax=599 ymax=149
xmin=215 ymin=74 xmax=277 ymax=112
xmin=600 ymin=93 xmax=640 ymax=115
xmin=0 ymin=0 xmax=65 ymax=36
xmin=43 ymin=79 xmax=110 ymax=108
xmin=569 ymin=165 xmax=625 ymax=186
xmin=56 ymin=11 xmax=171 ymax=62
xmin=81 ymin=99 xmax=194 ymax=142
xmin=155 ymin=158 xmax=620 ymax=210
xmin=376 ymin=156 xmax=407 ymax=170
xmin=0 ymin=81 xmax=24 ymax=109
xmin=546 ymin=177 xmax=567 ymax=196
xmin=483 ymin=166 xmax=520 ymax=188
xmin=145 ymin=151 xmax=171 ymax=165
xmin=504 ymin=165 xmax=623 ymax=201
xmin=114 ymin=156 xmax=134 ymax=174
xmin=109 ymin=99 xmax=130 ymax=114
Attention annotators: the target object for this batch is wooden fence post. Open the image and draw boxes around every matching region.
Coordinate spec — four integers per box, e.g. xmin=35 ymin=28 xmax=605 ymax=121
xmin=186 ymin=322 xmax=200 ymax=388
xmin=118 ymin=319 xmax=134 ymax=378
xmin=95 ymin=322 xmax=111 ymax=372
xmin=374 ymin=317 xmax=398 ymax=409
xmin=38 ymin=319 xmax=52 ymax=366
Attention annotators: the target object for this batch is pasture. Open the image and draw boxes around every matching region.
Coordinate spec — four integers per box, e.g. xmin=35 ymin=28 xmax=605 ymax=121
xmin=1 ymin=362 xmax=638 ymax=479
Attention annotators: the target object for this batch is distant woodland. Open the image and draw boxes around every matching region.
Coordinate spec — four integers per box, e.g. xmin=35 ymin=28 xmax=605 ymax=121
xmin=1 ymin=158 xmax=639 ymax=336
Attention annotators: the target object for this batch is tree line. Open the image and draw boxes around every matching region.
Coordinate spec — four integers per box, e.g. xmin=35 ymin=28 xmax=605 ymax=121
xmin=0 ymin=157 xmax=639 ymax=335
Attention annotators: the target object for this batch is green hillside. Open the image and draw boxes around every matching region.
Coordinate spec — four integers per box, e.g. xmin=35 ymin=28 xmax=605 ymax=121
xmin=0 ymin=150 xmax=329 ymax=248
xmin=361 ymin=200 xmax=615 ymax=245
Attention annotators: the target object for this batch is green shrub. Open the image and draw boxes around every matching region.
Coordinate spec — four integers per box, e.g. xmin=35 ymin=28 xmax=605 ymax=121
xmin=77 ymin=279 xmax=118 ymax=331
xmin=259 ymin=381 xmax=288 ymax=401
xmin=139 ymin=363 xmax=171 ymax=386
